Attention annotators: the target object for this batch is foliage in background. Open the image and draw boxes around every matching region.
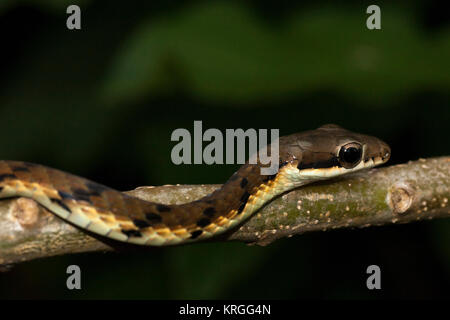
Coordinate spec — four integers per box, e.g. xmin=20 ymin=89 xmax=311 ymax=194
xmin=0 ymin=0 xmax=448 ymax=299
xmin=102 ymin=2 xmax=450 ymax=106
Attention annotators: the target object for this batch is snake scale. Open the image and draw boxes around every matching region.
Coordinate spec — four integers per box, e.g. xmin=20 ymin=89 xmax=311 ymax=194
xmin=0 ymin=125 xmax=390 ymax=246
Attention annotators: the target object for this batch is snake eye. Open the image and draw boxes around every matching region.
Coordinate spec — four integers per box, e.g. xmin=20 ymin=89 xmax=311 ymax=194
xmin=338 ymin=143 xmax=362 ymax=168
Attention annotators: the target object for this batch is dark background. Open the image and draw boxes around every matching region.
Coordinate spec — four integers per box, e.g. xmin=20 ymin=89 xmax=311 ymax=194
xmin=0 ymin=0 xmax=448 ymax=299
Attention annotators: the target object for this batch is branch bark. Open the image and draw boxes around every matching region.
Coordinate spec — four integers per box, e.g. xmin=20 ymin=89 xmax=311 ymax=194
xmin=0 ymin=157 xmax=449 ymax=267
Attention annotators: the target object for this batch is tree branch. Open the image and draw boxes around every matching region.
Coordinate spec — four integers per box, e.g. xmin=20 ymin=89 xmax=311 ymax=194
xmin=0 ymin=157 xmax=448 ymax=267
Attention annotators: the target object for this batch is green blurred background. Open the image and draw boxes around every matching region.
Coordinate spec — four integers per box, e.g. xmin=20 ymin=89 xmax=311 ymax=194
xmin=0 ymin=0 xmax=449 ymax=299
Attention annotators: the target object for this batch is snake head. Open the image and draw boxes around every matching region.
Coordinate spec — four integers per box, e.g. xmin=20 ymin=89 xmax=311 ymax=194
xmin=279 ymin=124 xmax=390 ymax=180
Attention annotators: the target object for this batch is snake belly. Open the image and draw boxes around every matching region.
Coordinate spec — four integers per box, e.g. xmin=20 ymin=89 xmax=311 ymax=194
xmin=0 ymin=125 xmax=390 ymax=246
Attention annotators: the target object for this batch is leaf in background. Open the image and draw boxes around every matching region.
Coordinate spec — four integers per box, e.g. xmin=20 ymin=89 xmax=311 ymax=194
xmin=101 ymin=2 xmax=450 ymax=107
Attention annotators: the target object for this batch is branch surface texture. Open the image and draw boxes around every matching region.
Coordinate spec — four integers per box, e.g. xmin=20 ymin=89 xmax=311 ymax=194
xmin=0 ymin=157 xmax=448 ymax=266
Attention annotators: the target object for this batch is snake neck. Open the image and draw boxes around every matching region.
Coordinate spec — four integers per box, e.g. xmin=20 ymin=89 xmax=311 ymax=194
xmin=148 ymin=160 xmax=301 ymax=244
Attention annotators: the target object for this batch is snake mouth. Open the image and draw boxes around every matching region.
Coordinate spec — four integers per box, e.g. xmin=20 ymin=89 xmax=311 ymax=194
xmin=366 ymin=155 xmax=386 ymax=167
xmin=367 ymin=140 xmax=391 ymax=164
xmin=292 ymin=153 xmax=387 ymax=181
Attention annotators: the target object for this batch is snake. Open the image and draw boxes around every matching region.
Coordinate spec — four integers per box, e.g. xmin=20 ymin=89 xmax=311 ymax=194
xmin=0 ymin=124 xmax=390 ymax=246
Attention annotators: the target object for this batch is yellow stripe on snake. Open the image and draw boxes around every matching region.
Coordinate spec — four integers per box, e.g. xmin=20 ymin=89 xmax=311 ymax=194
xmin=0 ymin=125 xmax=390 ymax=246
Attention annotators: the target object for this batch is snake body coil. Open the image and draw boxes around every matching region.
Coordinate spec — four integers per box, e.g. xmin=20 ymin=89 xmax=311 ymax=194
xmin=0 ymin=125 xmax=390 ymax=246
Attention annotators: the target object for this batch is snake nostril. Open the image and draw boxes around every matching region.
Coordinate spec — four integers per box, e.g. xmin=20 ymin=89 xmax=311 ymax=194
xmin=381 ymin=147 xmax=391 ymax=160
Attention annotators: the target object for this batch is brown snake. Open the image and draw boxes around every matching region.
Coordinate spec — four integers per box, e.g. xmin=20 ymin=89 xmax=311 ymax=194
xmin=0 ymin=124 xmax=390 ymax=246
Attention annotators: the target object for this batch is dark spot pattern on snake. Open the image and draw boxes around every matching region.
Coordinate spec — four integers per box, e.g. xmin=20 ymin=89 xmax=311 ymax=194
xmin=279 ymin=161 xmax=288 ymax=169
xmin=133 ymin=219 xmax=151 ymax=228
xmin=12 ymin=166 xmax=30 ymax=172
xmin=203 ymin=207 xmax=216 ymax=217
xmin=237 ymin=191 xmax=251 ymax=214
xmin=70 ymin=182 xmax=109 ymax=203
xmin=240 ymin=177 xmax=248 ymax=188
xmin=145 ymin=212 xmax=163 ymax=223
xmin=190 ymin=230 xmax=203 ymax=239
xmin=72 ymin=188 xmax=94 ymax=203
xmin=122 ymin=229 xmax=142 ymax=238
xmin=58 ymin=190 xmax=75 ymax=200
xmin=156 ymin=204 xmax=171 ymax=212
xmin=197 ymin=218 xmax=211 ymax=228
xmin=240 ymin=191 xmax=250 ymax=203
xmin=262 ymin=174 xmax=276 ymax=182
xmin=85 ymin=181 xmax=109 ymax=196
xmin=50 ymin=198 xmax=72 ymax=213
xmin=0 ymin=174 xmax=17 ymax=182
